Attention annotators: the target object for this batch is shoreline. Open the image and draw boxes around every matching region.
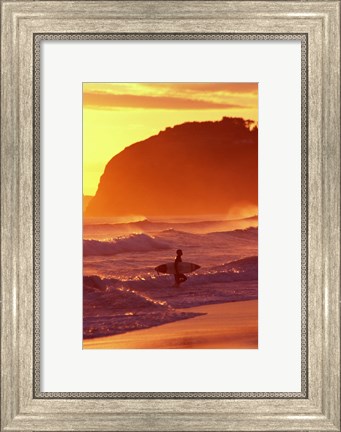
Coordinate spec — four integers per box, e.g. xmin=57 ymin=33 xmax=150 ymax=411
xmin=83 ymin=299 xmax=258 ymax=349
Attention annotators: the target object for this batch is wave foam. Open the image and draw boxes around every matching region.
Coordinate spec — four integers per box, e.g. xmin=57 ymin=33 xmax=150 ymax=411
xmin=83 ymin=233 xmax=170 ymax=257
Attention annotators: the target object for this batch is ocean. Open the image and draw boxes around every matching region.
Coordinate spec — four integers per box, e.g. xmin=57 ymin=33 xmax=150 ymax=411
xmin=83 ymin=218 xmax=258 ymax=339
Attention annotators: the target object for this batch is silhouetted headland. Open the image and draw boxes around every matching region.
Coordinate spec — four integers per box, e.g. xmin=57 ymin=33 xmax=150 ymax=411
xmin=85 ymin=117 xmax=258 ymax=217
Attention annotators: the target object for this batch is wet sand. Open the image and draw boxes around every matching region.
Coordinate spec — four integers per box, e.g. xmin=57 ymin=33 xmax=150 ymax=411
xmin=83 ymin=299 xmax=258 ymax=349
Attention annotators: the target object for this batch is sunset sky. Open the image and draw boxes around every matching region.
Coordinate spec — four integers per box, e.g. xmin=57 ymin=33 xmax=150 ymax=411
xmin=83 ymin=83 xmax=258 ymax=196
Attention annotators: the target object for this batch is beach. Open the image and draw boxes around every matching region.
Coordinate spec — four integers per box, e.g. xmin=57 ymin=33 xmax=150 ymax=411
xmin=83 ymin=299 xmax=258 ymax=349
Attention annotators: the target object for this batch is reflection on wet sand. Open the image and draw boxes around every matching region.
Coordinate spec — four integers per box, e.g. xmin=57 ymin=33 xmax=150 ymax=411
xmin=83 ymin=299 xmax=258 ymax=349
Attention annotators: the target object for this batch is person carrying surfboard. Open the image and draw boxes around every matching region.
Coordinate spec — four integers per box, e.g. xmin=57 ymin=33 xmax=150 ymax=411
xmin=174 ymin=249 xmax=187 ymax=287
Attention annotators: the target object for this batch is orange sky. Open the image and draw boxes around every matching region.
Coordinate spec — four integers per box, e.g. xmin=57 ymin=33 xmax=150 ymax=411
xmin=83 ymin=83 xmax=258 ymax=196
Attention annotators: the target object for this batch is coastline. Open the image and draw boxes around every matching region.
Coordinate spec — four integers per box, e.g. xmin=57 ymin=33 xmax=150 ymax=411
xmin=83 ymin=299 xmax=258 ymax=349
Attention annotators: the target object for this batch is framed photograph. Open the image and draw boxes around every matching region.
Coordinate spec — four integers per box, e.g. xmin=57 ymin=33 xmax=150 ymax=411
xmin=82 ymin=82 xmax=259 ymax=350
xmin=1 ymin=1 xmax=340 ymax=431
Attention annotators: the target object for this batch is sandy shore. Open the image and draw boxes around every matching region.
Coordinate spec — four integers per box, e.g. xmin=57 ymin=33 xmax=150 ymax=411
xmin=83 ymin=299 xmax=258 ymax=349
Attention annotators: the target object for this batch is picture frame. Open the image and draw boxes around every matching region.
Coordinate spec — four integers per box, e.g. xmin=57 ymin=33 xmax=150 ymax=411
xmin=1 ymin=1 xmax=340 ymax=431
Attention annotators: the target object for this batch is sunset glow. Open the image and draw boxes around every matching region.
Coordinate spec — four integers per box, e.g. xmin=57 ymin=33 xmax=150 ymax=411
xmin=83 ymin=83 xmax=258 ymax=196
xmin=83 ymin=82 xmax=258 ymax=348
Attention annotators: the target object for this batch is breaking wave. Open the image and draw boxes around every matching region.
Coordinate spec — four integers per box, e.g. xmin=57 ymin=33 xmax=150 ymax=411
xmin=83 ymin=256 xmax=258 ymax=338
xmin=83 ymin=233 xmax=170 ymax=257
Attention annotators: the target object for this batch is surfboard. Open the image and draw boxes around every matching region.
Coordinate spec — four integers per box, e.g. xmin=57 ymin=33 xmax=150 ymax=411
xmin=155 ymin=262 xmax=200 ymax=275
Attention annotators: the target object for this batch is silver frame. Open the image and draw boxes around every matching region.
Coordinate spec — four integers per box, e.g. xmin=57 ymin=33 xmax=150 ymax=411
xmin=1 ymin=1 xmax=340 ymax=431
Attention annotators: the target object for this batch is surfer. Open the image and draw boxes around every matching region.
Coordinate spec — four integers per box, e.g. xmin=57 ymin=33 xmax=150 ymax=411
xmin=174 ymin=249 xmax=187 ymax=287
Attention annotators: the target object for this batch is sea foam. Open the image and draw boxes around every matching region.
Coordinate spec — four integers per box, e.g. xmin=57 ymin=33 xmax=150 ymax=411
xmin=83 ymin=233 xmax=170 ymax=257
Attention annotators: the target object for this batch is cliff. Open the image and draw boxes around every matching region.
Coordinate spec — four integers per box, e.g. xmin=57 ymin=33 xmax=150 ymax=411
xmin=85 ymin=117 xmax=258 ymax=217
